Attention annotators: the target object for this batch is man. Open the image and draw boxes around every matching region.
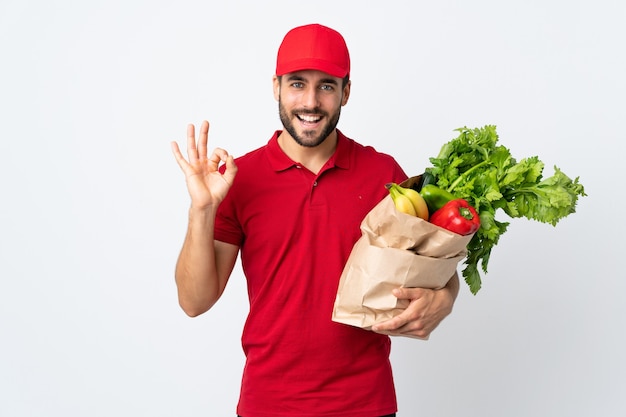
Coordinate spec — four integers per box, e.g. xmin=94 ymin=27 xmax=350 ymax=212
xmin=171 ymin=23 xmax=459 ymax=417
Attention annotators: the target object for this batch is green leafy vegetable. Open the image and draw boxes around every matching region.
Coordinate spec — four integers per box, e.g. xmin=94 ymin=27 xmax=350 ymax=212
xmin=425 ymin=125 xmax=587 ymax=295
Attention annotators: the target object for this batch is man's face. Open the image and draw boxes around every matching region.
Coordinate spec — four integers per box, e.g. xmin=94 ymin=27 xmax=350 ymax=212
xmin=274 ymin=70 xmax=350 ymax=148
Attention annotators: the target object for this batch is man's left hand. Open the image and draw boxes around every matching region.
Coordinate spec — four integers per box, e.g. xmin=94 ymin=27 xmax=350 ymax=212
xmin=371 ymin=273 xmax=459 ymax=339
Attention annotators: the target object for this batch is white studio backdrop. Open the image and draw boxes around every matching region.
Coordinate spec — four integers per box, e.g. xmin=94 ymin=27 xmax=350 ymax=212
xmin=1 ymin=0 xmax=624 ymax=416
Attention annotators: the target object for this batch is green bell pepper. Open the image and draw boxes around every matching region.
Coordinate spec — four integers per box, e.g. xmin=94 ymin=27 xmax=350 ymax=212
xmin=419 ymin=184 xmax=457 ymax=213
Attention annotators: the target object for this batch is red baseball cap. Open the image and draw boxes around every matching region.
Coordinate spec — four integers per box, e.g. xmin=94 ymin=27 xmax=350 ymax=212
xmin=276 ymin=24 xmax=350 ymax=78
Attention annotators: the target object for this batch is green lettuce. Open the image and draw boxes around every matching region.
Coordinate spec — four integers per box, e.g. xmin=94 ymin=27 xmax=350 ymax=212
xmin=425 ymin=125 xmax=587 ymax=294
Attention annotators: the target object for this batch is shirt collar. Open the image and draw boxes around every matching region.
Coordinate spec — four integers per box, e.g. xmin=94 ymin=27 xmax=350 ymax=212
xmin=266 ymin=129 xmax=351 ymax=172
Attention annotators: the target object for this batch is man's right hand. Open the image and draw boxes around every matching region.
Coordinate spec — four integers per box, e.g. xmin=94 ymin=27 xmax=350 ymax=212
xmin=171 ymin=120 xmax=238 ymax=209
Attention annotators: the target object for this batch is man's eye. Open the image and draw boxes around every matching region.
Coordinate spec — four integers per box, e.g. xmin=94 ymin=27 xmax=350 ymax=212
xmin=292 ymin=82 xmax=304 ymax=88
xmin=320 ymin=84 xmax=334 ymax=91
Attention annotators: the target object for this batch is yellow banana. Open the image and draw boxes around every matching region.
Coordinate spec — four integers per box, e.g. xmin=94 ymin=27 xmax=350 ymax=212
xmin=387 ymin=183 xmax=417 ymax=216
xmin=386 ymin=183 xmax=429 ymax=220
xmin=396 ymin=185 xmax=430 ymax=221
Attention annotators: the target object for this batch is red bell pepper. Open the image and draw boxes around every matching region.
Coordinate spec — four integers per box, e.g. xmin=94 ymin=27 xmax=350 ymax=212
xmin=429 ymin=199 xmax=480 ymax=235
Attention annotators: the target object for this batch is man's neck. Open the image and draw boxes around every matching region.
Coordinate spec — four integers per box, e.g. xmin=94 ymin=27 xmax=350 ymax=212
xmin=277 ymin=130 xmax=338 ymax=174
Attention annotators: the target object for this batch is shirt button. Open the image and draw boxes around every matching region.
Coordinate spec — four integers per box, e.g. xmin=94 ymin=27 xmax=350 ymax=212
xmin=313 ymin=181 xmax=318 ymax=187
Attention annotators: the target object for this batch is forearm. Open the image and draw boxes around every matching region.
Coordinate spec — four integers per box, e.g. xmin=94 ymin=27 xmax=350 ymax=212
xmin=175 ymin=206 xmax=223 ymax=316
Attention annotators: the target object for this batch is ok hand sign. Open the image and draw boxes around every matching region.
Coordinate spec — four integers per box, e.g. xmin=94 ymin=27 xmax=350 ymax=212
xmin=171 ymin=120 xmax=238 ymax=210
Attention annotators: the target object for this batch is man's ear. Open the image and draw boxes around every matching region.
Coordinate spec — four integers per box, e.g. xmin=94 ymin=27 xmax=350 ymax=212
xmin=341 ymin=80 xmax=351 ymax=106
xmin=272 ymin=75 xmax=280 ymax=101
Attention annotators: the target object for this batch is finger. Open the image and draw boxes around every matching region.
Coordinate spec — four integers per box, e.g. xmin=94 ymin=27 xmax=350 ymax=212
xmin=393 ymin=287 xmax=426 ymax=300
xmin=207 ymin=147 xmax=228 ymax=171
xmin=373 ymin=314 xmax=426 ymax=338
xmin=171 ymin=141 xmax=193 ymax=174
xmin=186 ymin=123 xmax=199 ymax=163
xmin=170 ymin=141 xmax=184 ymax=163
xmin=197 ymin=120 xmax=209 ymax=159
xmin=371 ymin=313 xmax=411 ymax=333
xmin=211 ymin=147 xmax=230 ymax=161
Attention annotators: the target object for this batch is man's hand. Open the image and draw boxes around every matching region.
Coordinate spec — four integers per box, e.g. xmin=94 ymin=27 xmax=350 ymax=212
xmin=171 ymin=120 xmax=237 ymax=209
xmin=371 ymin=272 xmax=459 ymax=339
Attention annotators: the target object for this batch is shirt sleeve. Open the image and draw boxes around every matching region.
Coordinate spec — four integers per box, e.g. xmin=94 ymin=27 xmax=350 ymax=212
xmin=214 ymin=184 xmax=244 ymax=246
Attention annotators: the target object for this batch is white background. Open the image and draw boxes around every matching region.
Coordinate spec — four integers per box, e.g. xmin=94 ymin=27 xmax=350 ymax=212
xmin=1 ymin=1 xmax=624 ymax=416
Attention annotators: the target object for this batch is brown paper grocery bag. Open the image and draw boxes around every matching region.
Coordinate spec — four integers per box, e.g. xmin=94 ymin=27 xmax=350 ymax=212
xmin=331 ymin=176 xmax=474 ymax=330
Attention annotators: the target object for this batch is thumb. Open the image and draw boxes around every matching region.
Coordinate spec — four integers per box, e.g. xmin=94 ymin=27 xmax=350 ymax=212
xmin=222 ymin=155 xmax=238 ymax=185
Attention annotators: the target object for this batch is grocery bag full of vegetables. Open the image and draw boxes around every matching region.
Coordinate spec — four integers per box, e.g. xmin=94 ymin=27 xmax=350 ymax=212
xmin=331 ymin=125 xmax=586 ymax=331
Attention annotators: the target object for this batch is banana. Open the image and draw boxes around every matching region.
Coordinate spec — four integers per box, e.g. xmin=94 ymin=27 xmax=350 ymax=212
xmin=386 ymin=183 xmax=430 ymax=220
xmin=397 ymin=185 xmax=430 ymax=221
xmin=387 ymin=183 xmax=417 ymax=216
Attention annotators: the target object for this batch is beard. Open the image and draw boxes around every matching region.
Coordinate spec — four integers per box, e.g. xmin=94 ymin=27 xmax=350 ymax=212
xmin=278 ymin=97 xmax=342 ymax=148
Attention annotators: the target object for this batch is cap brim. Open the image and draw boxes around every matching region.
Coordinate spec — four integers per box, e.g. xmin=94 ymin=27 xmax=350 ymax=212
xmin=276 ymin=58 xmax=348 ymax=78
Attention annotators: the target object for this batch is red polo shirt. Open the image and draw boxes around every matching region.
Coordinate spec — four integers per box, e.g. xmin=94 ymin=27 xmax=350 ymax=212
xmin=215 ymin=130 xmax=407 ymax=417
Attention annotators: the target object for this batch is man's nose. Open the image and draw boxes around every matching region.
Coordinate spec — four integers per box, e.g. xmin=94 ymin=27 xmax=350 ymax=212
xmin=301 ymin=86 xmax=320 ymax=108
